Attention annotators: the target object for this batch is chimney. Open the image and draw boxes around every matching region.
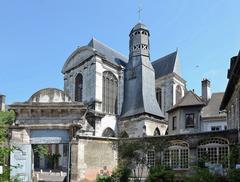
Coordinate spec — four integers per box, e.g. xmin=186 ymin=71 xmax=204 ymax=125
xmin=0 ymin=94 xmax=6 ymax=111
xmin=201 ymin=79 xmax=211 ymax=102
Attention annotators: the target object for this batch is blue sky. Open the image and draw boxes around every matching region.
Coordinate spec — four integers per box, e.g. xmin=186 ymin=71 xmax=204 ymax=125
xmin=0 ymin=0 xmax=239 ymax=104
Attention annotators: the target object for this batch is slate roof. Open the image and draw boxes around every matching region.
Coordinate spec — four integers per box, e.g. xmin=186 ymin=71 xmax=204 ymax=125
xmin=152 ymin=50 xmax=181 ymax=79
xmin=167 ymin=91 xmax=205 ymax=112
xmin=121 ymin=23 xmax=164 ymax=120
xmin=88 ymin=38 xmax=128 ymax=66
xmin=130 ymin=23 xmax=149 ymax=34
xmin=202 ymin=92 xmax=226 ymax=118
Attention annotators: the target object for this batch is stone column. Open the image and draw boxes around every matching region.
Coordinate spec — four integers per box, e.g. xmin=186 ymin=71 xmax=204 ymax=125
xmin=10 ymin=129 xmax=32 ymax=182
xmin=189 ymin=144 xmax=198 ymax=168
xmin=70 ymin=140 xmax=79 ymax=182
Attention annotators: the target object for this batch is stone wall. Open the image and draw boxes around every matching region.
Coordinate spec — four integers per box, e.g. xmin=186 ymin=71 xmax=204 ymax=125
xmin=168 ymin=106 xmax=203 ymax=135
xmin=118 ymin=115 xmax=167 ymax=138
xmin=117 ymin=129 xmax=238 ymax=177
xmin=226 ymin=79 xmax=240 ymax=130
xmin=155 ymin=74 xmax=185 ymax=121
xmin=64 ymin=55 xmax=96 ymax=103
xmin=201 ymin=118 xmax=227 ymax=131
xmin=70 ymin=136 xmax=118 ymax=182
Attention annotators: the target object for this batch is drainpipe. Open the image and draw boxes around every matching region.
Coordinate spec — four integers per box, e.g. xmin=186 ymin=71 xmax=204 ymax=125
xmin=67 ymin=142 xmax=71 ymax=182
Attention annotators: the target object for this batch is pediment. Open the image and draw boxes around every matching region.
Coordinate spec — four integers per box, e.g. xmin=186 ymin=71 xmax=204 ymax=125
xmin=62 ymin=46 xmax=96 ymax=73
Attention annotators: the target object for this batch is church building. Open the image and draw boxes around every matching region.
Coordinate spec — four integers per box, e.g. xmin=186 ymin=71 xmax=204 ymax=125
xmin=9 ymin=22 xmax=236 ymax=182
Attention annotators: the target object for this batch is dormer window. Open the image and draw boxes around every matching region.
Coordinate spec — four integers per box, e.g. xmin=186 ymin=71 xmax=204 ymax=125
xmin=185 ymin=113 xmax=195 ymax=128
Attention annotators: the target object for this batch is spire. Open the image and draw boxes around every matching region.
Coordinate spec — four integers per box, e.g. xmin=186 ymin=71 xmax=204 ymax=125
xmin=121 ymin=22 xmax=164 ymax=119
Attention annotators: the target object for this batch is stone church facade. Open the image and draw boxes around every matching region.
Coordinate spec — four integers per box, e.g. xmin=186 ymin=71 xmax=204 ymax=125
xmin=9 ymin=22 xmax=238 ymax=182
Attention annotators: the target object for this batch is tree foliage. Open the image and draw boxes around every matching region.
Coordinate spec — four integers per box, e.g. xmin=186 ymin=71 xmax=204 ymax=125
xmin=116 ymin=138 xmax=168 ymax=181
xmin=0 ymin=110 xmax=16 ymax=181
xmin=32 ymin=144 xmax=49 ymax=156
xmin=227 ymin=168 xmax=240 ymax=182
xmin=111 ymin=165 xmax=131 ymax=182
xmin=146 ymin=165 xmax=174 ymax=182
xmin=0 ymin=110 xmax=15 ymax=141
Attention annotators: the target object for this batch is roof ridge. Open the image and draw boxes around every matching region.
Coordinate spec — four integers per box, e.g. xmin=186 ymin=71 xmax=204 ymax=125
xmin=172 ymin=50 xmax=179 ymax=72
xmin=88 ymin=37 xmax=127 ymax=60
xmin=190 ymin=91 xmax=204 ymax=103
xmin=172 ymin=90 xmax=204 ymax=108
xmin=174 ymin=90 xmax=190 ymax=106
xmin=152 ymin=50 xmax=177 ymax=64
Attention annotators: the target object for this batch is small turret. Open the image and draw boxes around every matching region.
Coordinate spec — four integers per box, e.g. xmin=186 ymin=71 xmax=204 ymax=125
xmin=129 ymin=23 xmax=150 ymax=58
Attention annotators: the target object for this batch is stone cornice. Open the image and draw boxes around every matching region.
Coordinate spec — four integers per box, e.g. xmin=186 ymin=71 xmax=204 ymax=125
xmin=119 ymin=114 xmax=167 ymax=124
xmin=10 ymin=102 xmax=86 ymax=111
xmin=155 ymin=72 xmax=186 ymax=84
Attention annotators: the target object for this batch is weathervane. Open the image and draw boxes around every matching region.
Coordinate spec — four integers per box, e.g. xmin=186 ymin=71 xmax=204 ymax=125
xmin=137 ymin=5 xmax=142 ymax=22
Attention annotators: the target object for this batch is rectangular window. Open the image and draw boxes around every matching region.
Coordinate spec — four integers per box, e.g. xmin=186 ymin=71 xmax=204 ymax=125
xmin=156 ymin=88 xmax=162 ymax=109
xmin=147 ymin=150 xmax=155 ymax=168
xmin=211 ymin=126 xmax=221 ymax=131
xmin=185 ymin=113 xmax=195 ymax=128
xmin=63 ymin=144 xmax=68 ymax=157
xmin=163 ymin=148 xmax=189 ymax=169
xmin=172 ymin=116 xmax=177 ymax=130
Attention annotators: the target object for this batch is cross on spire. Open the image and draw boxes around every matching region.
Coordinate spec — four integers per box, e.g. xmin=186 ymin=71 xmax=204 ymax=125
xmin=137 ymin=6 xmax=142 ymax=22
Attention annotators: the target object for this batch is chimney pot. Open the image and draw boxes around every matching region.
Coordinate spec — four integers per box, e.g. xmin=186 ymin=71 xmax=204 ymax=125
xmin=201 ymin=79 xmax=211 ymax=102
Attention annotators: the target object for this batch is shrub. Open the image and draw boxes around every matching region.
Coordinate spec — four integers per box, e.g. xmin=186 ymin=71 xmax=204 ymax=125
xmin=227 ymin=168 xmax=240 ymax=182
xmin=96 ymin=175 xmax=111 ymax=182
xmin=146 ymin=165 xmax=174 ymax=182
xmin=111 ymin=165 xmax=131 ymax=182
xmin=186 ymin=168 xmax=223 ymax=182
xmin=96 ymin=166 xmax=112 ymax=182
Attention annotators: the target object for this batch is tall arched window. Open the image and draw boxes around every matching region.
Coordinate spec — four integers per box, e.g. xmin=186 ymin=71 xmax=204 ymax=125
xmin=198 ymin=137 xmax=229 ymax=168
xmin=176 ymin=85 xmax=182 ymax=104
xmin=163 ymin=140 xmax=189 ymax=169
xmin=102 ymin=127 xmax=115 ymax=137
xmin=156 ymin=88 xmax=162 ymax=109
xmin=75 ymin=74 xmax=83 ymax=102
xmin=120 ymin=131 xmax=129 ymax=138
xmin=102 ymin=71 xmax=118 ymax=114
xmin=154 ymin=128 xmax=161 ymax=136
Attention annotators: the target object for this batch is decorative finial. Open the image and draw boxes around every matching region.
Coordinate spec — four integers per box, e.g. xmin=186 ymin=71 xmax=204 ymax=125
xmin=137 ymin=5 xmax=142 ymax=22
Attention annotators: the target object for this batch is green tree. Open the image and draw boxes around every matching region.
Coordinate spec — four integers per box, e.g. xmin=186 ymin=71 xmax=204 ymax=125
xmin=32 ymin=144 xmax=49 ymax=156
xmin=116 ymin=138 xmax=167 ymax=182
xmin=0 ymin=110 xmax=16 ymax=182
xmin=111 ymin=164 xmax=131 ymax=182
